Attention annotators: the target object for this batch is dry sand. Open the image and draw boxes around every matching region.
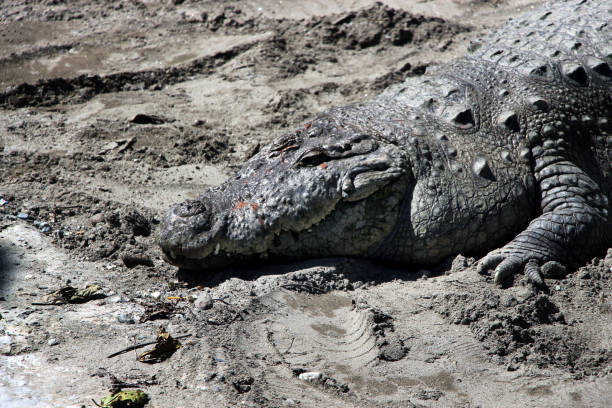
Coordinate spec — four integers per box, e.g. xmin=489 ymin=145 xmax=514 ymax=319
xmin=1 ymin=0 xmax=611 ymax=407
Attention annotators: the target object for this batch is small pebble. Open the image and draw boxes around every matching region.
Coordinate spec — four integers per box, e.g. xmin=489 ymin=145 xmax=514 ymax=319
xmin=47 ymin=338 xmax=60 ymax=346
xmin=17 ymin=213 xmax=29 ymax=220
xmin=121 ymin=253 xmax=154 ymax=268
xmin=195 ymin=292 xmax=213 ymax=310
xmin=117 ymin=313 xmax=135 ymax=324
xmin=90 ymin=213 xmax=105 ymax=225
xmin=150 ymin=291 xmax=162 ymax=300
xmin=298 ymin=372 xmax=323 ymax=383
xmin=555 ymin=285 xmax=562 ymax=291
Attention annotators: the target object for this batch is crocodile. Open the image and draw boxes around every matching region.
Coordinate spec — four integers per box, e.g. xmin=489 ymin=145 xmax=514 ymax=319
xmin=160 ymin=0 xmax=611 ymax=284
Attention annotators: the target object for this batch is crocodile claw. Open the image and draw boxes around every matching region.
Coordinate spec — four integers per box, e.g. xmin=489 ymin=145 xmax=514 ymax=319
xmin=477 ymin=251 xmax=523 ymax=284
xmin=524 ymin=259 xmax=546 ymax=288
xmin=478 ymin=250 xmax=552 ymax=289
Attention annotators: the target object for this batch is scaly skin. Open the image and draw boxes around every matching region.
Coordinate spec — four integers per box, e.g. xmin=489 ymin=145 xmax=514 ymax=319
xmin=160 ymin=0 xmax=612 ymax=284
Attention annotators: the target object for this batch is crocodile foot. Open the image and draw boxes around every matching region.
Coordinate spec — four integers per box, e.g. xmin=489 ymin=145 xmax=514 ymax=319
xmin=478 ymin=248 xmax=569 ymax=288
xmin=478 ymin=250 xmax=536 ymax=285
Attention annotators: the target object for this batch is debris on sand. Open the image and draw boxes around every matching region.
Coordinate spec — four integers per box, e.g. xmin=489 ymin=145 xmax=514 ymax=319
xmin=93 ymin=389 xmax=150 ymax=408
xmin=298 ymin=371 xmax=324 ymax=383
xmin=121 ymin=253 xmax=154 ymax=268
xmin=137 ymin=327 xmax=182 ymax=364
xmin=33 ymin=284 xmax=105 ymax=305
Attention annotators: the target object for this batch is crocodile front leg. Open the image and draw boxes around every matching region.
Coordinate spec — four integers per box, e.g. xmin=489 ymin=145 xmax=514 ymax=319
xmin=478 ymin=139 xmax=609 ymax=284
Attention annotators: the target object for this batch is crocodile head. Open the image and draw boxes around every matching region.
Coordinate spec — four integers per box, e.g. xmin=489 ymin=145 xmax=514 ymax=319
xmin=159 ymin=115 xmax=410 ymax=271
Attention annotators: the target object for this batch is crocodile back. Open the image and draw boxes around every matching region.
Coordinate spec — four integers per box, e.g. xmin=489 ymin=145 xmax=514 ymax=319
xmin=471 ymin=0 xmax=612 ymax=198
xmin=369 ymin=0 xmax=612 ymax=262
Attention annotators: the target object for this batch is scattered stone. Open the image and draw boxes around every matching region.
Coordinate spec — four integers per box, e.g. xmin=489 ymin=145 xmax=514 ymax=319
xmin=121 ymin=253 xmax=154 ymax=268
xmin=17 ymin=212 xmax=29 ymax=220
xmin=117 ymin=313 xmax=135 ymax=324
xmin=195 ymin=292 xmax=214 ymax=310
xmin=47 ymin=338 xmax=60 ymax=346
xmin=150 ymin=291 xmax=162 ymax=300
xmin=298 ymin=372 xmax=324 ymax=383
xmin=90 ymin=213 xmax=106 ymax=226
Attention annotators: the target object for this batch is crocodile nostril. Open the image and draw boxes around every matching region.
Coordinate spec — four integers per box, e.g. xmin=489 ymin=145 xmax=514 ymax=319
xmin=175 ymin=200 xmax=207 ymax=217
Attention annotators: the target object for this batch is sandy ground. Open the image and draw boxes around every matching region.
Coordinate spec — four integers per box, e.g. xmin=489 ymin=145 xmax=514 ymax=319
xmin=1 ymin=0 xmax=611 ymax=407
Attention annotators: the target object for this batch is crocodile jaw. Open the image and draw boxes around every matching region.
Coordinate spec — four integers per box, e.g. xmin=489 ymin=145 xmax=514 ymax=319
xmin=159 ymin=120 xmax=409 ymax=271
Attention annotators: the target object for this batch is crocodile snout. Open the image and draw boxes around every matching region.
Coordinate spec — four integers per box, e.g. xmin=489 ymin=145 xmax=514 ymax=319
xmin=159 ymin=198 xmax=217 ymax=266
xmin=172 ymin=200 xmax=212 ymax=233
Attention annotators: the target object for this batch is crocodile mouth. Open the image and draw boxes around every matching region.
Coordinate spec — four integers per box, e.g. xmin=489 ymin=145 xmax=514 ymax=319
xmin=160 ymin=168 xmax=409 ymax=272
xmin=162 ymin=199 xmax=342 ymax=269
xmin=160 ymin=188 xmax=345 ymax=270
xmin=159 ymin=118 xmax=410 ymax=272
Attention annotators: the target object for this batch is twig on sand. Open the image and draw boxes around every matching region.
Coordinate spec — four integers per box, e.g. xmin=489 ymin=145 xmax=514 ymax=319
xmin=107 ymin=334 xmax=192 ymax=358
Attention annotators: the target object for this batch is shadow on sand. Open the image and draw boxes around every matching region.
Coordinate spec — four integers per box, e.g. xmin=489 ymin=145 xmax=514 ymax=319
xmin=176 ymin=257 xmax=441 ymax=289
xmin=0 ymin=241 xmax=15 ymax=297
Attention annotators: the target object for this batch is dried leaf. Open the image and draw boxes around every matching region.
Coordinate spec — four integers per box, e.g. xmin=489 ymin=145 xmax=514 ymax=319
xmin=96 ymin=389 xmax=149 ymax=408
xmin=137 ymin=327 xmax=182 ymax=363
xmin=37 ymin=284 xmax=105 ymax=305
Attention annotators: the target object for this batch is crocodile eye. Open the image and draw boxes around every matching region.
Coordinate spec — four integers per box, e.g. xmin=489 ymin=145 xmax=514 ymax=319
xmin=294 ymin=148 xmax=331 ymax=167
xmin=175 ymin=200 xmax=207 ymax=217
xmin=270 ymin=133 xmax=300 ymax=153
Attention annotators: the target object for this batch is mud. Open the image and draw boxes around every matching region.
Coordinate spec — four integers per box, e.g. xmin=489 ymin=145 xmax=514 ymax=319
xmin=1 ymin=0 xmax=611 ymax=407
